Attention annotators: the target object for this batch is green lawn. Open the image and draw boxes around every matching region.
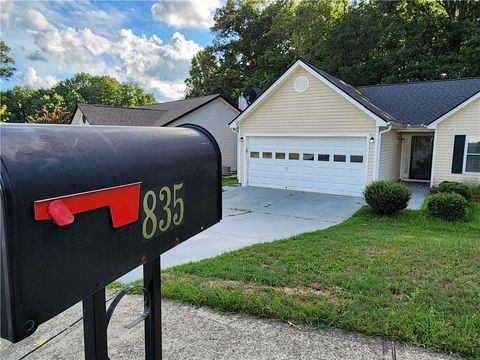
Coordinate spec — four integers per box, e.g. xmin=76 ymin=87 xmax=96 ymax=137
xmin=222 ymin=176 xmax=239 ymax=187
xmin=158 ymin=203 xmax=480 ymax=358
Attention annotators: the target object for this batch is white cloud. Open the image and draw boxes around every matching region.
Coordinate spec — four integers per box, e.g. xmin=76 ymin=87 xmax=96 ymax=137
xmin=0 ymin=0 xmax=15 ymax=29
xmin=26 ymin=9 xmax=55 ymax=31
xmin=151 ymin=0 xmax=221 ymax=29
xmin=18 ymin=67 xmax=59 ymax=88
xmin=15 ymin=8 xmax=201 ymax=100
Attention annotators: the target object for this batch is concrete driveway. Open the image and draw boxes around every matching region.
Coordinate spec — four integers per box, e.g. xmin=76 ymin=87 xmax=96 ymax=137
xmin=120 ymin=186 xmax=364 ymax=281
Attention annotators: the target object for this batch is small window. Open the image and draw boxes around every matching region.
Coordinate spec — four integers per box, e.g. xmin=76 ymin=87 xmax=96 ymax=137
xmin=350 ymin=155 xmax=364 ymax=163
xmin=289 ymin=153 xmax=300 ymax=160
xmin=275 ymin=152 xmax=285 ymax=160
xmin=262 ymin=152 xmax=272 ymax=159
xmin=465 ymin=135 xmax=480 ymax=173
xmin=318 ymin=154 xmax=330 ymax=161
xmin=303 ymin=153 xmax=314 ymax=161
xmin=250 ymin=152 xmax=259 ymax=158
xmin=334 ymin=155 xmax=346 ymax=162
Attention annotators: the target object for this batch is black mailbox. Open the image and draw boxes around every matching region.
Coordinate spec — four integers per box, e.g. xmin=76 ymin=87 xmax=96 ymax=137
xmin=0 ymin=124 xmax=221 ymax=343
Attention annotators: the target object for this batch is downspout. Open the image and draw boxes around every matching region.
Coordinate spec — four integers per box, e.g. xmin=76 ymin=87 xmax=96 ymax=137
xmin=374 ymin=123 xmax=393 ymax=180
xmin=230 ymin=123 xmax=241 ymax=184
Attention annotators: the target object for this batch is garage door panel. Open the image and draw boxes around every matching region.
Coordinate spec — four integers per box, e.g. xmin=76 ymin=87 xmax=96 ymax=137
xmin=248 ymin=136 xmax=366 ymax=196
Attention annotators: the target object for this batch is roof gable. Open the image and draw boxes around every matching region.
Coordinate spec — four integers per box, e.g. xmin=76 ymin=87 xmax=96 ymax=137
xmin=231 ymin=60 xmax=390 ymax=128
xmin=427 ymin=91 xmax=480 ymax=129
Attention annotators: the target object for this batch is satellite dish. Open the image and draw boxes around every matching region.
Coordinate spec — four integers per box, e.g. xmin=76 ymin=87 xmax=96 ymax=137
xmin=242 ymin=87 xmax=263 ymax=105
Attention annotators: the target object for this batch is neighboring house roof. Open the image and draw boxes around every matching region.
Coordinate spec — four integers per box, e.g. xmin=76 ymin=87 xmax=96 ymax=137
xmin=231 ymin=59 xmax=480 ymax=128
xmin=358 ymin=78 xmax=480 ymax=125
xmin=76 ymin=104 xmax=166 ymax=126
xmin=74 ymin=94 xmax=237 ymax=126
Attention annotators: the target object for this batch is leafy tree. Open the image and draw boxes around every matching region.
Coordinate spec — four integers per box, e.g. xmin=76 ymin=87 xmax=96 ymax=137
xmin=186 ymin=0 xmax=297 ymax=100
xmin=1 ymin=74 xmax=156 ymax=123
xmin=186 ymin=0 xmax=480 ymax=101
xmin=1 ymin=86 xmax=39 ymax=123
xmin=26 ymin=102 xmax=72 ymax=124
xmin=53 ymin=73 xmax=157 ymax=112
xmin=0 ymin=40 xmax=16 ymax=79
xmin=185 ymin=49 xmax=222 ymax=98
xmin=0 ymin=104 xmax=10 ymax=122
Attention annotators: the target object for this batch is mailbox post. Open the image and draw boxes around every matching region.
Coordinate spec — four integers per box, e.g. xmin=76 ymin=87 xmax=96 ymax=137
xmin=1 ymin=124 xmax=222 ymax=359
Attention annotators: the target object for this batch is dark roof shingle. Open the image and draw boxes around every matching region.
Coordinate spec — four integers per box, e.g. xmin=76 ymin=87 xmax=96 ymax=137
xmin=358 ymin=78 xmax=480 ymax=125
xmin=76 ymin=94 xmax=225 ymax=126
xmin=77 ymin=104 xmax=166 ymax=126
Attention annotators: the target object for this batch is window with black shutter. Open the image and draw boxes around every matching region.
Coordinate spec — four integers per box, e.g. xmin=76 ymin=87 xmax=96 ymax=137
xmin=451 ymin=135 xmax=466 ymax=174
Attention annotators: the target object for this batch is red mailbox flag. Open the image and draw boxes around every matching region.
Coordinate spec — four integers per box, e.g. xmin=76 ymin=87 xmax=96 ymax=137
xmin=34 ymin=182 xmax=141 ymax=228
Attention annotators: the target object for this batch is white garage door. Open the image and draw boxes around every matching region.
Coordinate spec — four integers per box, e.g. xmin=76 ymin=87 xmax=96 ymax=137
xmin=247 ymin=136 xmax=367 ymax=196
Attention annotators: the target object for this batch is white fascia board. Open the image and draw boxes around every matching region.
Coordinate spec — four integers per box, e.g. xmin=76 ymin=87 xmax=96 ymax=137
xmin=230 ymin=60 xmax=387 ymax=128
xmin=427 ymin=91 xmax=480 ymax=129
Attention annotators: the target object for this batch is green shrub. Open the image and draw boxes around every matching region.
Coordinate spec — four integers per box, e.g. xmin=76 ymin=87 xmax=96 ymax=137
xmin=467 ymin=184 xmax=480 ymax=202
xmin=363 ymin=181 xmax=411 ymax=216
xmin=427 ymin=193 xmax=467 ymax=221
xmin=438 ymin=181 xmax=472 ymax=200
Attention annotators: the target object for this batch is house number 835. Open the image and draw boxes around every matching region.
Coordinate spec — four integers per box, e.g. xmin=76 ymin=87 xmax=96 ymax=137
xmin=142 ymin=183 xmax=184 ymax=240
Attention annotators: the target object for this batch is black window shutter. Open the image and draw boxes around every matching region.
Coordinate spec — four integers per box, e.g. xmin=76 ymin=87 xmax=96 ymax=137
xmin=451 ymin=135 xmax=466 ymax=174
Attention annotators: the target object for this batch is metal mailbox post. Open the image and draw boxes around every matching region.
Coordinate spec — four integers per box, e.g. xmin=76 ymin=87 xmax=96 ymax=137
xmin=0 ymin=124 xmax=222 ymax=359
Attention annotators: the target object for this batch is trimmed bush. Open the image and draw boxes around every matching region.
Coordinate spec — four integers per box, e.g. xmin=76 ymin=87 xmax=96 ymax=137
xmin=363 ymin=181 xmax=411 ymax=216
xmin=427 ymin=193 xmax=467 ymax=221
xmin=438 ymin=181 xmax=472 ymax=200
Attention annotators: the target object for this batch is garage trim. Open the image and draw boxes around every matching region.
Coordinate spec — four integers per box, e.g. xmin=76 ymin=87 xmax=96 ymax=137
xmin=243 ymin=133 xmax=370 ymax=194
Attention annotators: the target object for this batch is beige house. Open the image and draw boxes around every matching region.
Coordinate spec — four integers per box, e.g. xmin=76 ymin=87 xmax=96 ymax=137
xmin=230 ymin=59 xmax=480 ymax=197
xmin=71 ymin=94 xmax=239 ymax=172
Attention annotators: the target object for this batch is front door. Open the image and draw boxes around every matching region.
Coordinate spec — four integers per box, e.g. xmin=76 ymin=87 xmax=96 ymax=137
xmin=409 ymin=136 xmax=433 ymax=180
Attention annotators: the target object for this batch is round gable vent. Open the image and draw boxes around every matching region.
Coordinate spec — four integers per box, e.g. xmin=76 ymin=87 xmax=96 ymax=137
xmin=294 ymin=76 xmax=309 ymax=93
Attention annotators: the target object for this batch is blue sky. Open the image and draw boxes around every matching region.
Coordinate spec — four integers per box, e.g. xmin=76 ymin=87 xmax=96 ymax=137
xmin=0 ymin=1 xmax=220 ymax=101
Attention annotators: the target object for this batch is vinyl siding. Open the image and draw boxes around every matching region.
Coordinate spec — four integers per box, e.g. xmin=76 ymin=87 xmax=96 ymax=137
xmin=238 ymin=68 xmax=377 ymax=184
xmin=379 ymin=130 xmax=401 ymax=180
xmin=71 ymin=109 xmax=89 ymax=125
xmin=433 ymin=98 xmax=480 ymax=186
xmin=170 ymin=98 xmax=239 ymax=171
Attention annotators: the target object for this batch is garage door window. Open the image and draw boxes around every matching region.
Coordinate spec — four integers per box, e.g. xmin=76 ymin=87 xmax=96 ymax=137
xmin=350 ymin=155 xmax=364 ymax=163
xmin=250 ymin=152 xmax=259 ymax=158
xmin=318 ymin=154 xmax=330 ymax=161
xmin=289 ymin=153 xmax=300 ymax=160
xmin=334 ymin=155 xmax=346 ymax=162
xmin=275 ymin=152 xmax=285 ymax=159
xmin=262 ymin=152 xmax=272 ymax=159
xmin=303 ymin=153 xmax=314 ymax=161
